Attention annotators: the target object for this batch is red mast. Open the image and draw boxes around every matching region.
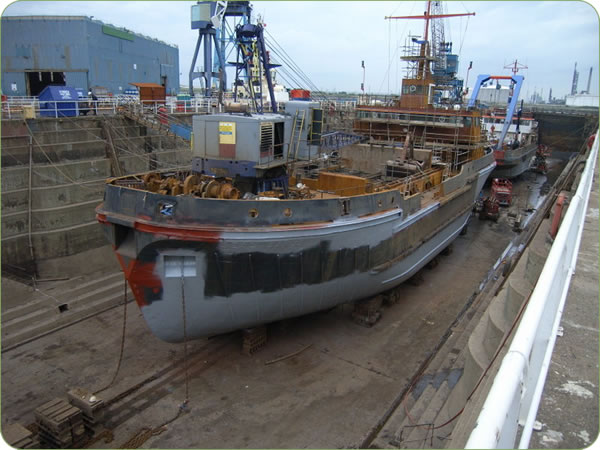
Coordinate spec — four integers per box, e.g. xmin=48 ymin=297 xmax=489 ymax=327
xmin=504 ymin=59 xmax=528 ymax=76
xmin=385 ymin=1 xmax=475 ymax=43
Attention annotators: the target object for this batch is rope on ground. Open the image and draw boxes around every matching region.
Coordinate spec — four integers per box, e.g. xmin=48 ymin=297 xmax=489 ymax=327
xmin=117 ymin=275 xmax=191 ymax=449
xmin=181 ymin=273 xmax=190 ymax=404
xmin=94 ymin=275 xmax=129 ymax=395
xmin=118 ymin=405 xmax=188 ymax=449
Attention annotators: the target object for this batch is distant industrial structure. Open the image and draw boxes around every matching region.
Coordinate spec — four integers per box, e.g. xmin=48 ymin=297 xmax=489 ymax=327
xmin=566 ymin=61 xmax=598 ymax=108
xmin=571 ymin=62 xmax=580 ymax=96
xmin=1 ymin=16 xmax=179 ymax=97
xmin=526 ymin=62 xmax=597 ymax=107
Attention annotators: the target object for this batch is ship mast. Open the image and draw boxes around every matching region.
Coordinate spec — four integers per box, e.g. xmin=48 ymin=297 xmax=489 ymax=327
xmin=385 ymin=1 xmax=474 ymax=108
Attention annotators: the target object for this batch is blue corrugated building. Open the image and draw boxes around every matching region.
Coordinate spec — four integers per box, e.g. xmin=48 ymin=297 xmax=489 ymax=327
xmin=1 ymin=15 xmax=179 ymax=97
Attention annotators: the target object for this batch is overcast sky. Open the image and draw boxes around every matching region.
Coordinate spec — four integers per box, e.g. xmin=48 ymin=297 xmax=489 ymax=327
xmin=2 ymin=1 xmax=599 ymax=99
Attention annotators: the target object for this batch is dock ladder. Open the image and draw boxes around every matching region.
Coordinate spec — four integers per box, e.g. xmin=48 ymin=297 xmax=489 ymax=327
xmin=291 ymin=109 xmax=306 ymax=160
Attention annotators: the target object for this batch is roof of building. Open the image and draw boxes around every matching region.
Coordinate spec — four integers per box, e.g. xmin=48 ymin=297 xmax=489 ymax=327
xmin=1 ymin=15 xmax=178 ymax=49
xmin=130 ymin=83 xmax=164 ymax=88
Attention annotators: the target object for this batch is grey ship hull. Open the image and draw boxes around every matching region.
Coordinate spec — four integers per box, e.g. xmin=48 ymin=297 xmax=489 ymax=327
xmin=492 ymin=143 xmax=537 ymax=179
xmin=97 ymin=154 xmax=495 ymax=342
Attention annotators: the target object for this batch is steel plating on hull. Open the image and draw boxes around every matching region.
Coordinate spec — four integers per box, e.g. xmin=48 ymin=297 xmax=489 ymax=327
xmin=97 ymin=156 xmax=494 ymax=342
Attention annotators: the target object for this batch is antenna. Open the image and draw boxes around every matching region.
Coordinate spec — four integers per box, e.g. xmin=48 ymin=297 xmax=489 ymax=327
xmin=361 ymin=60 xmax=365 ymax=94
xmin=504 ymin=59 xmax=527 ymax=76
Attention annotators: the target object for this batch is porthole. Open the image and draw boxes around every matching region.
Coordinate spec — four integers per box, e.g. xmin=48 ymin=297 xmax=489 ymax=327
xmin=249 ymin=208 xmax=259 ymax=218
xmin=283 ymin=208 xmax=292 ymax=217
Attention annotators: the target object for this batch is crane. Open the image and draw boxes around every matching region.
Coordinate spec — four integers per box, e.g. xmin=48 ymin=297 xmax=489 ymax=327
xmin=188 ymin=1 xmax=252 ymax=98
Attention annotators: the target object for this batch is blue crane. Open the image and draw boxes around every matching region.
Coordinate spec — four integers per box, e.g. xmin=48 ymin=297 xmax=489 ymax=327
xmin=188 ymin=1 xmax=252 ymax=97
xmin=468 ymin=74 xmax=524 ymax=149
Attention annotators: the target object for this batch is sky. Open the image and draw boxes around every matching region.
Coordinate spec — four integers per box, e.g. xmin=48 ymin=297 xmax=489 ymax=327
xmin=2 ymin=0 xmax=599 ymax=99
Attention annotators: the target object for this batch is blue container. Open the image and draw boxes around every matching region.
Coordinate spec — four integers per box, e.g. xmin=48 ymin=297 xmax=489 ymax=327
xmin=38 ymin=85 xmax=79 ymax=117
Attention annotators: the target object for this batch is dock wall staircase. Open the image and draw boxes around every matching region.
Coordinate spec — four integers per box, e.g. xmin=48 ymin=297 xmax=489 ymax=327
xmin=1 ymin=116 xmax=191 ymax=276
xmin=1 ymin=270 xmax=132 ymax=352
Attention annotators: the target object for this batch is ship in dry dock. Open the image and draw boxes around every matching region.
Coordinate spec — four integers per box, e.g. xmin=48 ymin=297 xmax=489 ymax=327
xmin=468 ymin=72 xmax=539 ymax=178
xmin=481 ymin=106 xmax=538 ymax=179
xmin=95 ymin=3 xmax=496 ymax=342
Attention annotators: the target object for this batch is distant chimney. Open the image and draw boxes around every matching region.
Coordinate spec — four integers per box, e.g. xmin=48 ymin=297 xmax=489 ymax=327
xmin=586 ymin=67 xmax=593 ymax=94
xmin=571 ymin=62 xmax=579 ymax=95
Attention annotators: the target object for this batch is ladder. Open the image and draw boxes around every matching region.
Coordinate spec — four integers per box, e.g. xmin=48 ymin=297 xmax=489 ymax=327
xmin=291 ymin=109 xmax=306 ymax=161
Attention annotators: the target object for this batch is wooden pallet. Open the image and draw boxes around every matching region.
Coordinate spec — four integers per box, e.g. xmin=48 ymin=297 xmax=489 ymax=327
xmin=34 ymin=398 xmax=86 ymax=448
xmin=2 ymin=423 xmax=38 ymax=449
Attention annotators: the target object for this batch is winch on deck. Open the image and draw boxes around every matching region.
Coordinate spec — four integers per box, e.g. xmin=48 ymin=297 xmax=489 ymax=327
xmin=191 ymin=100 xmax=323 ymax=194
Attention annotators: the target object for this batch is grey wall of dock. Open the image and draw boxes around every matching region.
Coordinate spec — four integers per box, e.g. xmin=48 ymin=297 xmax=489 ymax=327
xmin=1 ymin=116 xmax=192 ymax=278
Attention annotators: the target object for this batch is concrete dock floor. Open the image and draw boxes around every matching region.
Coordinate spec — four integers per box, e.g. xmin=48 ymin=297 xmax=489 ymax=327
xmin=2 ymin=164 xmax=583 ymax=449
xmin=1 ymin=214 xmax=515 ymax=449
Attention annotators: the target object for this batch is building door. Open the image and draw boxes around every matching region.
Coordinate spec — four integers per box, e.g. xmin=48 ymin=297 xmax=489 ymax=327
xmin=27 ymin=71 xmax=66 ymax=96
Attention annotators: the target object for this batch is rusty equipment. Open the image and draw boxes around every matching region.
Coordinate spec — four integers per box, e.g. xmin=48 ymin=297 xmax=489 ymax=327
xmin=479 ymin=196 xmax=500 ymax=222
xmin=491 ymin=178 xmax=513 ymax=206
xmin=141 ymin=173 xmax=241 ymax=199
xmin=531 ymin=144 xmax=550 ymax=174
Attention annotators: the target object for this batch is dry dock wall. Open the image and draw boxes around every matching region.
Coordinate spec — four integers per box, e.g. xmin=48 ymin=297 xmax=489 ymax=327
xmin=1 ymin=116 xmax=192 ymax=277
xmin=536 ymin=111 xmax=597 ymax=153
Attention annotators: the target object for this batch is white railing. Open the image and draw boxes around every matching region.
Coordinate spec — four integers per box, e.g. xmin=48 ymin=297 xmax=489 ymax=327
xmin=465 ymin=131 xmax=599 ymax=449
xmin=2 ymin=94 xmax=358 ymax=119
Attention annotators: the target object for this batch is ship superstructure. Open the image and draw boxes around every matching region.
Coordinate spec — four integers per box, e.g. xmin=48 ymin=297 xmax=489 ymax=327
xmin=354 ymin=1 xmax=481 ymax=152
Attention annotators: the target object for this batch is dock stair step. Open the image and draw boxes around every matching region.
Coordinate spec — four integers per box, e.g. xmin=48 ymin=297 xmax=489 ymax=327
xmin=2 ymin=272 xmax=132 ymax=351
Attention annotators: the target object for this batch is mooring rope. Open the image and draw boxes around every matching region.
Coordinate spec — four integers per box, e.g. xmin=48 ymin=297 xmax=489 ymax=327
xmin=94 ymin=275 xmax=129 ymax=395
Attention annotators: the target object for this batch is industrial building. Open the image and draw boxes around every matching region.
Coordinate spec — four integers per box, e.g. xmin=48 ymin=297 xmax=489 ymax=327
xmin=1 ymin=16 xmax=180 ymax=97
xmin=467 ymin=85 xmax=510 ymax=106
xmin=565 ymin=93 xmax=599 ymax=108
